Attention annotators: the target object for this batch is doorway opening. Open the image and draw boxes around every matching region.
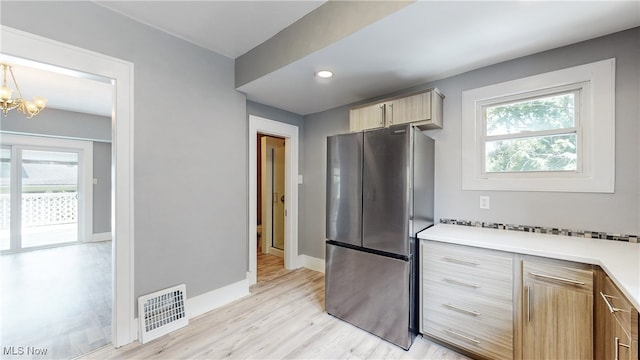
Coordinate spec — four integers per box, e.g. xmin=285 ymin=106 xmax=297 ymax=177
xmin=257 ymin=134 xmax=285 ymax=258
xmin=0 ymin=67 xmax=112 ymax=359
xmin=248 ymin=115 xmax=299 ymax=286
xmin=2 ymin=26 xmax=135 ymax=349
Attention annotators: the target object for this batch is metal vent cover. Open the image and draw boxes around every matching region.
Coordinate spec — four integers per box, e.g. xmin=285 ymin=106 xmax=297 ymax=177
xmin=138 ymin=284 xmax=188 ymax=344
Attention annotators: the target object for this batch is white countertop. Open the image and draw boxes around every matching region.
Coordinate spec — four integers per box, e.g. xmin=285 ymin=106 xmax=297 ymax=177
xmin=418 ymin=223 xmax=640 ymax=312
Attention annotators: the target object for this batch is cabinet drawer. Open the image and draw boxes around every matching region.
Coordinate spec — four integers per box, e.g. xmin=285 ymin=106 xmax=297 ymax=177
xmin=422 ymin=313 xmax=513 ymax=360
xmin=421 ymin=240 xmax=514 ymax=359
xmin=422 ymin=240 xmax=513 ymax=283
xmin=523 ymin=257 xmax=593 ymax=294
xmin=423 ymin=262 xmax=513 ymax=302
xmin=423 ymin=287 xmax=512 ymax=329
xmin=601 ymin=274 xmax=636 ymax=339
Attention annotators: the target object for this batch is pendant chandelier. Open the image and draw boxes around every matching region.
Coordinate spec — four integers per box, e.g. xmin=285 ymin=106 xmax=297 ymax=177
xmin=0 ymin=63 xmax=47 ymax=119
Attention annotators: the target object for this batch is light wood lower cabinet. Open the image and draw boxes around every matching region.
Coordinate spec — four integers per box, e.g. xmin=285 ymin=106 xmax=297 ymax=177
xmin=420 ymin=240 xmax=603 ymax=360
xmin=420 ymin=240 xmax=514 ymax=360
xmin=522 ymin=257 xmax=594 ymax=359
xmin=595 ymin=269 xmax=639 ymax=360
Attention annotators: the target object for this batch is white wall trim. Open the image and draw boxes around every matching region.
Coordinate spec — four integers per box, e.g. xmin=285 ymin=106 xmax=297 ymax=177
xmin=298 ymin=255 xmax=325 ymax=273
xmin=266 ymin=246 xmax=284 ymax=258
xmin=91 ymin=232 xmax=112 ymax=242
xmin=248 ymin=115 xmax=299 ymax=285
xmin=130 ymin=279 xmax=250 ymax=342
xmin=186 ymin=279 xmax=250 ymax=319
xmin=1 ymin=26 xmax=136 ymax=347
xmin=461 ymin=58 xmax=615 ymax=193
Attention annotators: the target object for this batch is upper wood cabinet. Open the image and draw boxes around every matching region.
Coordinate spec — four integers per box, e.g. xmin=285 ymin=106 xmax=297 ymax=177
xmin=522 ymin=257 xmax=594 ymax=360
xmin=349 ymin=101 xmax=385 ymax=132
xmin=349 ymin=88 xmax=444 ymax=132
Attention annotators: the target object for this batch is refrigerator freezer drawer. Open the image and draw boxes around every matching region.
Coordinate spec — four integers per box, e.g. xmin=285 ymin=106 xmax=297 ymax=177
xmin=325 ymin=243 xmax=416 ymax=349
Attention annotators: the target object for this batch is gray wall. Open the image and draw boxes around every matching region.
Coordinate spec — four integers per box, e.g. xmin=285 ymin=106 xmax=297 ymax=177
xmin=2 ymin=1 xmax=248 ymax=300
xmin=1 ymin=108 xmax=111 ymax=142
xmin=300 ymin=28 xmax=640 ymax=259
xmin=1 ymin=108 xmax=112 ymax=235
xmin=247 ymin=100 xmax=304 ymax=129
xmin=300 ymin=105 xmax=350 ymax=258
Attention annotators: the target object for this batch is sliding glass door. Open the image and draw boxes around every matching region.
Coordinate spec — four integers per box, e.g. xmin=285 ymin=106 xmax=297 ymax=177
xmin=1 ymin=141 xmax=84 ymax=252
xmin=0 ymin=147 xmax=11 ymax=251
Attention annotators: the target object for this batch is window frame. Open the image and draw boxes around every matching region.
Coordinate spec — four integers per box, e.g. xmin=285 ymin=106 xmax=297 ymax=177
xmin=461 ymin=58 xmax=615 ymax=193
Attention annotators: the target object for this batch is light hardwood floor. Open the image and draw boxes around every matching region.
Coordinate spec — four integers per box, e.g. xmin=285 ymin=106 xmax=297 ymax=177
xmin=1 ymin=241 xmax=112 ymax=360
xmin=82 ymin=252 xmax=468 ymax=360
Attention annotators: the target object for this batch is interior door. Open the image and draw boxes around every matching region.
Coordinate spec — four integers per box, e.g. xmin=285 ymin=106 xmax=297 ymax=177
xmin=272 ymin=138 xmax=285 ymax=250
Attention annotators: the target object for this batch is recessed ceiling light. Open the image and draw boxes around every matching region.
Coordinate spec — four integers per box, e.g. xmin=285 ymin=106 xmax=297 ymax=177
xmin=316 ymin=70 xmax=333 ymax=79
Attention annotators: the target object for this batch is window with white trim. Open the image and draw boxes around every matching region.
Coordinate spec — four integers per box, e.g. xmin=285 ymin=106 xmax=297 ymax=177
xmin=462 ymin=58 xmax=615 ymax=192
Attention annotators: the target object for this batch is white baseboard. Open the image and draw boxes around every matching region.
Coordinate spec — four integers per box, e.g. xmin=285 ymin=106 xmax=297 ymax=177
xmin=130 ymin=278 xmax=250 ymax=342
xmin=267 ymin=246 xmax=284 ymax=258
xmin=87 ymin=232 xmax=111 ymax=242
xmin=187 ymin=278 xmax=250 ymax=319
xmin=298 ymin=254 xmax=325 ymax=273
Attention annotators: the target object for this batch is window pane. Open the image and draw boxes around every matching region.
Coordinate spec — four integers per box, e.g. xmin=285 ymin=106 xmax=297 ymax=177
xmin=486 ymin=93 xmax=575 ymax=136
xmin=1 ymin=148 xmax=10 ymax=251
xmin=21 ymin=149 xmax=79 ymax=248
xmin=485 ymin=134 xmax=577 ymax=173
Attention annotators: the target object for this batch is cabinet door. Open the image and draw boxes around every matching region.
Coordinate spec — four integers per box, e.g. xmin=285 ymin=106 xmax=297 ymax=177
xmin=596 ymin=270 xmax=639 ymax=360
xmin=522 ymin=259 xmax=593 ymax=360
xmin=613 ymin=319 xmax=633 ymax=360
xmin=349 ymin=103 xmax=385 ymax=132
xmin=387 ymin=91 xmax=431 ymax=126
xmin=523 ymin=281 xmax=593 ymax=359
xmin=595 ymin=271 xmax=616 ymax=359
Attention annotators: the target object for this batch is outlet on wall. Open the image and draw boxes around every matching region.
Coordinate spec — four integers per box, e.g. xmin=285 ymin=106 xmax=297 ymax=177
xmin=479 ymin=195 xmax=490 ymax=209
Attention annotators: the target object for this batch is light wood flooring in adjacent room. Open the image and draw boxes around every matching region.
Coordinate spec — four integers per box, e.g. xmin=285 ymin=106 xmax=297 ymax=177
xmin=1 ymin=241 xmax=112 ymax=360
xmin=83 ymin=252 xmax=468 ymax=360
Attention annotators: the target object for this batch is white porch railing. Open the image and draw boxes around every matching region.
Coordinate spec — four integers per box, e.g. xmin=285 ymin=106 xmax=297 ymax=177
xmin=0 ymin=192 xmax=78 ymax=229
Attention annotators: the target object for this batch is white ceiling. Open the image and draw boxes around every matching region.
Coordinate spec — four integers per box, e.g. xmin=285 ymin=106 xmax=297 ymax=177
xmin=238 ymin=1 xmax=640 ymax=115
xmin=94 ymin=0 xmax=327 ymax=59
xmin=3 ymin=1 xmax=639 ymax=117
xmin=0 ymin=54 xmax=113 ymax=117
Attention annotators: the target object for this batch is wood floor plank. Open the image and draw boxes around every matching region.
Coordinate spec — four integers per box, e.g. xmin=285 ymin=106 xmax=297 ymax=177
xmin=82 ymin=253 xmax=468 ymax=359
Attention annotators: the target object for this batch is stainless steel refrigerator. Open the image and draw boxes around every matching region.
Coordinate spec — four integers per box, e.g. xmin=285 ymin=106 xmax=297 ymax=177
xmin=325 ymin=124 xmax=434 ymax=350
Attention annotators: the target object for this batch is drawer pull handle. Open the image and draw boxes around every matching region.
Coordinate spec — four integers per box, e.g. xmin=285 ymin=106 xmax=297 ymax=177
xmin=443 ymin=257 xmax=479 ymax=267
xmin=600 ymin=292 xmax=625 ymax=314
xmin=444 ymin=278 xmax=480 ymax=288
xmin=526 ymin=285 xmax=531 ymax=322
xmin=444 ymin=328 xmax=480 ymax=345
xmin=615 ymin=336 xmax=631 ymax=360
xmin=529 ymin=272 xmax=585 ymax=286
xmin=444 ymin=303 xmax=480 ymax=316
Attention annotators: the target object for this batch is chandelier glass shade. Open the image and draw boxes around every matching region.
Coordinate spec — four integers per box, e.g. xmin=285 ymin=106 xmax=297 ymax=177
xmin=1 ymin=63 xmax=47 ymax=119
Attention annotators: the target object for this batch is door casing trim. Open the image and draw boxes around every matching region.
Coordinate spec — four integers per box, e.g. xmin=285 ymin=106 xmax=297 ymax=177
xmin=248 ymin=115 xmax=299 ymax=284
xmin=1 ymin=25 xmax=136 ymax=346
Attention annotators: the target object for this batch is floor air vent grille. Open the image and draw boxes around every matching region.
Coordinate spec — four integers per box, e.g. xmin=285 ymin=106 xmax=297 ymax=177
xmin=138 ymin=284 xmax=188 ymax=344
